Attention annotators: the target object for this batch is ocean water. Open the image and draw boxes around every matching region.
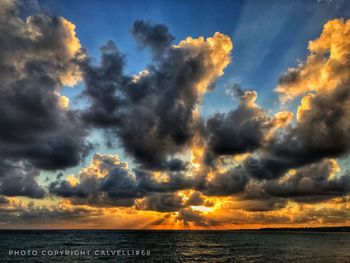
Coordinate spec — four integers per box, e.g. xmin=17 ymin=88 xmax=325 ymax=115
xmin=0 ymin=230 xmax=349 ymax=262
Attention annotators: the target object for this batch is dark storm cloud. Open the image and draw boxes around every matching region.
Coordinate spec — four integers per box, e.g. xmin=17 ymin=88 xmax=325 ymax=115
xmin=275 ymin=86 xmax=350 ymax=161
xmin=177 ymin=208 xmax=220 ymax=227
xmin=49 ymin=154 xmax=140 ymax=205
xmin=0 ymin=195 xmax=11 ymax=205
xmin=0 ymin=200 xmax=102 ymax=226
xmin=231 ymin=158 xmax=350 ymax=211
xmin=80 ymin=23 xmax=232 ymax=170
xmin=292 ymin=206 xmax=350 ymax=225
xmin=203 ymin=166 xmax=248 ymax=196
xmin=49 ymin=172 xmax=136 ymax=200
xmin=242 ymin=156 xmax=290 ymax=180
xmin=131 ymin=20 xmax=174 ymax=58
xmin=49 ymin=151 xmax=251 ymax=208
xmin=0 ymin=0 xmax=91 ymax=171
xmin=264 ymin=159 xmax=350 ymax=202
xmin=50 ymin=154 xmax=247 ymax=208
xmin=205 ymin=89 xmax=273 ymax=165
xmin=49 ymin=154 xmax=195 ymax=207
xmin=249 ymin=18 xmax=350 ymax=181
xmin=80 ymin=39 xmax=197 ymax=169
xmin=236 ymin=199 xmax=287 ymax=212
xmin=186 ymin=191 xmax=204 ymax=206
xmin=136 ymin=193 xmax=185 ymax=212
xmin=80 ymin=40 xmax=126 ymax=127
xmin=70 ymin=195 xmax=135 ymax=208
xmin=245 ymin=82 xmax=350 ymax=181
xmin=0 ymin=160 xmax=46 ymax=198
xmin=0 ymin=0 xmax=92 ymax=198
xmin=135 ymin=169 xmax=195 ymax=193
xmin=233 ymin=180 xmax=288 ymax=211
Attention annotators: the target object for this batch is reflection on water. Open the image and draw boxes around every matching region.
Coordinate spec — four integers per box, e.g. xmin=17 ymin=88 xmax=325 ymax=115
xmin=0 ymin=230 xmax=349 ymax=262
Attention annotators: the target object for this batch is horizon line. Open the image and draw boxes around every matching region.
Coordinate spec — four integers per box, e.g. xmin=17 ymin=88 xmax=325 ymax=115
xmin=0 ymin=226 xmax=349 ymax=231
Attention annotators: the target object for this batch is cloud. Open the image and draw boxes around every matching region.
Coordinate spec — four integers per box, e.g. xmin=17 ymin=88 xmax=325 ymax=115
xmin=186 ymin=191 xmax=205 ymax=206
xmin=264 ymin=159 xmax=350 ymax=202
xmin=0 ymin=0 xmax=91 ymax=172
xmin=245 ymin=19 xmax=350 ymax=181
xmin=276 ymin=19 xmax=350 ymax=102
xmin=81 ymin=24 xmax=233 ymax=169
xmin=49 ymin=154 xmax=196 ymax=207
xmin=276 ymin=19 xmax=350 ymax=164
xmin=136 ymin=193 xmax=185 ymax=212
xmin=177 ymin=208 xmax=220 ymax=227
xmin=0 ymin=199 xmax=103 ymax=227
xmin=232 ymin=158 xmax=350 ymax=212
xmin=49 ymin=154 xmax=208 ymax=209
xmin=292 ymin=204 xmax=350 ymax=225
xmin=203 ymin=166 xmax=248 ymax=196
xmin=231 ymin=179 xmax=288 ymax=212
xmin=197 ymin=19 xmax=350 ymax=209
xmin=0 ymin=195 xmax=11 ymax=205
xmin=49 ymin=154 xmax=139 ymax=206
xmin=0 ymin=160 xmax=45 ymax=198
xmin=49 ymin=153 xmax=247 ymax=208
xmin=131 ymin=20 xmax=174 ymax=58
xmin=0 ymin=197 xmax=178 ymax=229
xmin=206 ymin=90 xmax=272 ymax=158
xmin=1 ymin=2 xmax=350 ymax=228
xmin=38 ymin=17 xmax=350 ymax=230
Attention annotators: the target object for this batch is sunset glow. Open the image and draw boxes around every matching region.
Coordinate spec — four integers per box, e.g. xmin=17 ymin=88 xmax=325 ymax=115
xmin=0 ymin=0 xmax=350 ymax=230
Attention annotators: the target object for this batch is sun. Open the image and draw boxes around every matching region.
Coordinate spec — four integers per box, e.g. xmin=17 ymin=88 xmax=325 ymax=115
xmin=191 ymin=205 xmax=214 ymax=213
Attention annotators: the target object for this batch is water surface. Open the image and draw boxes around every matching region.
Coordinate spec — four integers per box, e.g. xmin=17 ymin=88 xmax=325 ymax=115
xmin=0 ymin=230 xmax=349 ymax=262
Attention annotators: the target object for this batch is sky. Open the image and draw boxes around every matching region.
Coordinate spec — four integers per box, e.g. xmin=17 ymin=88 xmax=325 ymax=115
xmin=0 ymin=0 xmax=350 ymax=229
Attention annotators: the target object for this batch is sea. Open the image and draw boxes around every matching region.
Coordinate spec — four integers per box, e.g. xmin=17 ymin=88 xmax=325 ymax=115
xmin=0 ymin=230 xmax=349 ymax=262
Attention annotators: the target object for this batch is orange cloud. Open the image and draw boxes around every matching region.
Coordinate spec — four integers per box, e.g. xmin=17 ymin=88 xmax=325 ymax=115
xmin=175 ymin=32 xmax=233 ymax=94
xmin=276 ymin=19 xmax=350 ymax=103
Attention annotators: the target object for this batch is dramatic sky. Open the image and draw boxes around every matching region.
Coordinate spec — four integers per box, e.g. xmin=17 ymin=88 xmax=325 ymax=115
xmin=1 ymin=0 xmax=350 ymax=229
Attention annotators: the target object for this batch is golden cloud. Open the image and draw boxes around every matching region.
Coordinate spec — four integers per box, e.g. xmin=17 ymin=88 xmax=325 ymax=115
xmin=276 ymin=19 xmax=350 ymax=103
